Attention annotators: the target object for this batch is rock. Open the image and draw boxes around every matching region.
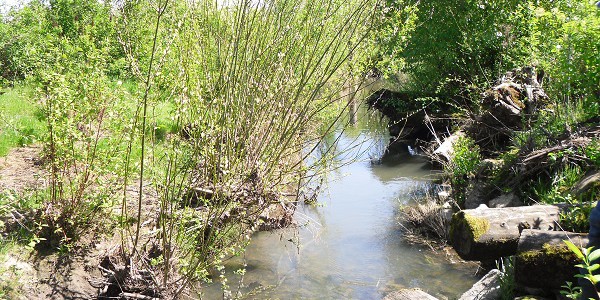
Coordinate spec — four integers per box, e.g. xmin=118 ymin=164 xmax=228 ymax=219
xmin=383 ymin=288 xmax=438 ymax=300
xmin=489 ymin=193 xmax=523 ymax=208
xmin=458 ymin=269 xmax=501 ymax=300
xmin=464 ymin=182 xmax=488 ymax=209
xmin=572 ymin=171 xmax=600 ymax=197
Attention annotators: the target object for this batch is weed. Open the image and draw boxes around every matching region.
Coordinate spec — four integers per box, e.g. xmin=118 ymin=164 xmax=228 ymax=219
xmin=560 ymin=200 xmax=595 ymax=233
xmin=399 ymin=196 xmax=450 ymax=241
xmin=497 ymin=257 xmax=515 ymax=300
xmin=533 ymin=164 xmax=582 ymax=203
xmin=586 ymin=139 xmax=600 ymax=168
xmin=561 ymin=281 xmax=582 ymax=299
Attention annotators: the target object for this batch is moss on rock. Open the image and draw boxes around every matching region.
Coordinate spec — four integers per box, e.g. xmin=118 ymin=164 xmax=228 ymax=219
xmin=450 ymin=211 xmax=490 ymax=242
xmin=515 ymin=242 xmax=580 ymax=290
xmin=464 ymin=214 xmax=490 ymax=241
xmin=517 ymin=243 xmax=577 ymax=264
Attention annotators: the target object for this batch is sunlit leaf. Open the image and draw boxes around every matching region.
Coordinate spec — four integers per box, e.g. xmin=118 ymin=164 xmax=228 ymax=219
xmin=588 ymin=249 xmax=600 ymax=263
xmin=565 ymin=240 xmax=585 ymax=260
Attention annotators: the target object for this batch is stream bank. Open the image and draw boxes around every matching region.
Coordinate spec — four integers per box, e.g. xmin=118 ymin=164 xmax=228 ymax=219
xmin=369 ymin=66 xmax=600 ymax=299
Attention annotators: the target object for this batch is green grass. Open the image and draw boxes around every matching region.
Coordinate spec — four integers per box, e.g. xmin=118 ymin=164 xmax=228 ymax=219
xmin=0 ymin=85 xmax=45 ymax=156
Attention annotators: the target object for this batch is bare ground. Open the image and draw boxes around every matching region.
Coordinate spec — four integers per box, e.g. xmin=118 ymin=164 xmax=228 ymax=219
xmin=0 ymin=145 xmax=46 ymax=192
xmin=0 ymin=146 xmax=160 ymax=300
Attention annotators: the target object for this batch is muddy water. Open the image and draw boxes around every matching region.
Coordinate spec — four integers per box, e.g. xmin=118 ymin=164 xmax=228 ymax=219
xmin=203 ymin=107 xmax=479 ymax=299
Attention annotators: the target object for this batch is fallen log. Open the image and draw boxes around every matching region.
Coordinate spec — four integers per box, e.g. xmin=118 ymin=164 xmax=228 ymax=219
xmin=515 ymin=229 xmax=588 ymax=291
xmin=432 ymin=131 xmax=464 ymax=163
xmin=383 ymin=288 xmax=438 ymax=300
xmin=450 ymin=205 xmax=560 ymax=261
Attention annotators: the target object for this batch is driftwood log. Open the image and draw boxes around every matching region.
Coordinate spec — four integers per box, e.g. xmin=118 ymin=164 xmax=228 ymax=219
xmin=515 ymin=229 xmax=588 ymax=291
xmin=450 ymin=205 xmax=560 ymax=261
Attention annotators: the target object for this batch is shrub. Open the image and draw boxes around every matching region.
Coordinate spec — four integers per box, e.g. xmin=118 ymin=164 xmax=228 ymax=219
xmin=449 ymin=136 xmax=481 ymax=205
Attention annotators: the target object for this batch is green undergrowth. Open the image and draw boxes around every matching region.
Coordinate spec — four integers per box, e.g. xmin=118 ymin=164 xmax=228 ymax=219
xmin=0 ymin=85 xmax=45 ymax=156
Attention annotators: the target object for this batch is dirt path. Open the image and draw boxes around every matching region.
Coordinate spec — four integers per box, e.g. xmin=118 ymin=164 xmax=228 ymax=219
xmin=0 ymin=145 xmax=46 ymax=192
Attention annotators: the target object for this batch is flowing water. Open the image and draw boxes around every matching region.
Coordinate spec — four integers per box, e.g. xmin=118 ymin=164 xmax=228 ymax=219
xmin=204 ymin=106 xmax=480 ymax=299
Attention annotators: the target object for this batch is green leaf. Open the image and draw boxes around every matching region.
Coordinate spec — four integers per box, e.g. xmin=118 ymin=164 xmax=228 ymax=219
xmin=589 ymin=249 xmax=600 ymax=263
xmin=592 ymin=275 xmax=600 ymax=284
xmin=565 ymin=240 xmax=585 ymax=260
xmin=589 ymin=264 xmax=600 ymax=272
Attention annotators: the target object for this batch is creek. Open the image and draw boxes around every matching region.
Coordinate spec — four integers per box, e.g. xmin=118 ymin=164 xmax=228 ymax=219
xmin=204 ymin=105 xmax=479 ymax=299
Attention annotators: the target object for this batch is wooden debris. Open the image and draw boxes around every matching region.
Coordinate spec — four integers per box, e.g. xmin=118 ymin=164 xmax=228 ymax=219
xmin=515 ymin=229 xmax=588 ymax=291
xmin=450 ymin=205 xmax=560 ymax=261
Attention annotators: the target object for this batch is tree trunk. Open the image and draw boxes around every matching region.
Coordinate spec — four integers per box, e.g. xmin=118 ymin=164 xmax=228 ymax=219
xmin=515 ymin=229 xmax=588 ymax=291
xmin=450 ymin=205 xmax=560 ymax=261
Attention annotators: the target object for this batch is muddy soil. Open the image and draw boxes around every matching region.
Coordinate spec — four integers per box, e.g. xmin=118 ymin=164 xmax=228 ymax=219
xmin=0 ymin=146 xmax=126 ymax=299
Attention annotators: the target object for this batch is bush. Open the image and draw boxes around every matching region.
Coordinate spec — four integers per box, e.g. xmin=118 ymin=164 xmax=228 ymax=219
xmin=449 ymin=136 xmax=481 ymax=205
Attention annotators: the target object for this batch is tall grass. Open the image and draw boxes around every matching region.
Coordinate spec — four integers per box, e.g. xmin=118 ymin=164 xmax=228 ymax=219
xmin=115 ymin=0 xmax=377 ymax=296
xmin=0 ymin=86 xmax=44 ymax=156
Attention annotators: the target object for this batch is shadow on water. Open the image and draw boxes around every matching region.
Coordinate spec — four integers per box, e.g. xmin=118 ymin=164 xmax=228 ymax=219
xmin=200 ymin=104 xmax=479 ymax=299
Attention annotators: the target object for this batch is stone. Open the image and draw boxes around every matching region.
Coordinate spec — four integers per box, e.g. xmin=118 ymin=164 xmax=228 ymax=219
xmin=383 ymin=288 xmax=438 ymax=300
xmin=571 ymin=171 xmax=600 ymax=197
xmin=489 ymin=193 xmax=523 ymax=208
xmin=464 ymin=183 xmax=487 ymax=209
xmin=458 ymin=269 xmax=501 ymax=300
